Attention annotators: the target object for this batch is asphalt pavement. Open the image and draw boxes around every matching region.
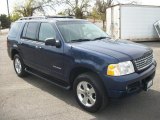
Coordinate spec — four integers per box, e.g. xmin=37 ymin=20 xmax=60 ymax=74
xmin=0 ymin=34 xmax=160 ymax=120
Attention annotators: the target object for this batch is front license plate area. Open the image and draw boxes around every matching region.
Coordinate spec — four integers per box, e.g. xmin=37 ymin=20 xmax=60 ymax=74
xmin=144 ymin=80 xmax=153 ymax=91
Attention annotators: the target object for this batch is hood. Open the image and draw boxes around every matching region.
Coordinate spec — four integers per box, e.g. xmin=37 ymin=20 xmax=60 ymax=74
xmin=70 ymin=39 xmax=152 ymax=62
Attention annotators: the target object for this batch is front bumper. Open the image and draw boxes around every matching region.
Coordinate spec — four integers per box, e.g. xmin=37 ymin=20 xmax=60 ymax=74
xmin=102 ymin=61 xmax=157 ymax=98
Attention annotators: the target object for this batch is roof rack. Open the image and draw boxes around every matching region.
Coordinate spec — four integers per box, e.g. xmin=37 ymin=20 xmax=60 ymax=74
xmin=19 ymin=16 xmax=74 ymax=20
xmin=19 ymin=16 xmax=46 ymax=20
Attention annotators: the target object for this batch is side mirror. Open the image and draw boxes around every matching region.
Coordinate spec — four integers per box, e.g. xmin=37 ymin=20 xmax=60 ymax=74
xmin=45 ymin=38 xmax=61 ymax=48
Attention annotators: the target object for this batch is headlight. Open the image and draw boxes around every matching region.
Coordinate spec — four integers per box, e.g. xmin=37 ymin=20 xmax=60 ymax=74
xmin=107 ymin=61 xmax=135 ymax=76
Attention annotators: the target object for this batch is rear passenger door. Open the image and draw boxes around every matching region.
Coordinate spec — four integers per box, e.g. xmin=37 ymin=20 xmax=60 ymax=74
xmin=36 ymin=22 xmax=65 ymax=80
xmin=19 ymin=22 xmax=40 ymax=69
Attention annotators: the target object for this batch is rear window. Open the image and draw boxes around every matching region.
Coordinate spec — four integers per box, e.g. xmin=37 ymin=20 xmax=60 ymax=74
xmin=22 ymin=22 xmax=38 ymax=40
xmin=8 ymin=22 xmax=22 ymax=38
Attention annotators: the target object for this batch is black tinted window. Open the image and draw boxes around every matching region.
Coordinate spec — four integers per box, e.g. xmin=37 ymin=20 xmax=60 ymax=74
xmin=24 ymin=22 xmax=38 ymax=40
xmin=8 ymin=22 xmax=22 ymax=38
xmin=39 ymin=23 xmax=56 ymax=41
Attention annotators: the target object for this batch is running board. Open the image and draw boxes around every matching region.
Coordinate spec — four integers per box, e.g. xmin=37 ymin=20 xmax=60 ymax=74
xmin=25 ymin=68 xmax=71 ymax=90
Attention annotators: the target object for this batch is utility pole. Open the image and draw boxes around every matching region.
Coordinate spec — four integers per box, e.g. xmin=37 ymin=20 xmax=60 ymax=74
xmin=6 ymin=0 xmax=11 ymax=27
xmin=6 ymin=0 xmax=10 ymax=17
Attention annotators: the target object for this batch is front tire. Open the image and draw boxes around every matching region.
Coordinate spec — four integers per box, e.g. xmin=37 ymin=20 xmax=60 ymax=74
xmin=73 ymin=72 xmax=108 ymax=112
xmin=13 ymin=54 xmax=27 ymax=77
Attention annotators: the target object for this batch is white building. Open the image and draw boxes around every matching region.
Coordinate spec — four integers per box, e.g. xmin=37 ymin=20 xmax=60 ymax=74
xmin=106 ymin=4 xmax=160 ymax=41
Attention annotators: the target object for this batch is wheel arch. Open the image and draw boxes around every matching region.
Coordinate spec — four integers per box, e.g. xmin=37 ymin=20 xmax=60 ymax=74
xmin=11 ymin=49 xmax=19 ymax=60
xmin=69 ymin=66 xmax=105 ymax=90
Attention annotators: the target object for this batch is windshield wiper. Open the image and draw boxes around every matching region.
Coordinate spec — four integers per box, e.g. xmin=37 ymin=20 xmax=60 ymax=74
xmin=70 ymin=39 xmax=91 ymax=43
xmin=70 ymin=37 xmax=110 ymax=43
xmin=93 ymin=36 xmax=111 ymax=40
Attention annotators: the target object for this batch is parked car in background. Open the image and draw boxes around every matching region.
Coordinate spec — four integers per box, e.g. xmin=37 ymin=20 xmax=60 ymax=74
xmin=7 ymin=16 xmax=157 ymax=112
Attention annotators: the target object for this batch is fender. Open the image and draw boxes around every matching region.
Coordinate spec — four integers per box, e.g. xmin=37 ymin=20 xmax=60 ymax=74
xmin=10 ymin=41 xmax=23 ymax=60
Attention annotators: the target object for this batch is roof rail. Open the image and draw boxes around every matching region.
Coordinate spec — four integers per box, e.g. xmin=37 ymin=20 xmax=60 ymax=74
xmin=46 ymin=16 xmax=75 ymax=18
xmin=19 ymin=16 xmax=74 ymax=20
xmin=19 ymin=16 xmax=46 ymax=20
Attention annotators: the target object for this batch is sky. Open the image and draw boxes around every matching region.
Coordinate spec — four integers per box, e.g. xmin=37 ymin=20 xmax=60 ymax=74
xmin=1 ymin=0 xmax=160 ymax=15
xmin=0 ymin=0 xmax=15 ymax=15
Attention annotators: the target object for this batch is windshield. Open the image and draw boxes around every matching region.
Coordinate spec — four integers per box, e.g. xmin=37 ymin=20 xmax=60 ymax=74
xmin=56 ymin=21 xmax=110 ymax=42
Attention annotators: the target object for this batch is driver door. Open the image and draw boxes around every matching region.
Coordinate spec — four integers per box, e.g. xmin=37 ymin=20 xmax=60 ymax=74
xmin=35 ymin=22 xmax=65 ymax=80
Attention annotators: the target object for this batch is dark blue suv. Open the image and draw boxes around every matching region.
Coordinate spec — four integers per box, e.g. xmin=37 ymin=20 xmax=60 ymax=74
xmin=7 ymin=16 xmax=157 ymax=112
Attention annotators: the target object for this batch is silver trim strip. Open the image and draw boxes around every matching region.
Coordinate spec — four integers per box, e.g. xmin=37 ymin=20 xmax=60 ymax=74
xmin=52 ymin=65 xmax=62 ymax=70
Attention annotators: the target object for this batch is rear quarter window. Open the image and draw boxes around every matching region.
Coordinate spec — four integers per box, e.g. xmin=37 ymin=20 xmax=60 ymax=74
xmin=8 ymin=22 xmax=22 ymax=38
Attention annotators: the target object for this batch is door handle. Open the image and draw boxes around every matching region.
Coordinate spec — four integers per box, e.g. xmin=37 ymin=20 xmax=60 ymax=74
xmin=18 ymin=41 xmax=22 ymax=45
xmin=35 ymin=46 xmax=39 ymax=49
xmin=35 ymin=46 xmax=42 ymax=49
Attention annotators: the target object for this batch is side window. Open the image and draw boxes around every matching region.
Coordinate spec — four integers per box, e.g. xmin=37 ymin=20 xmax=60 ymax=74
xmin=38 ymin=23 xmax=56 ymax=42
xmin=22 ymin=22 xmax=38 ymax=40
xmin=8 ymin=22 xmax=22 ymax=38
xmin=22 ymin=23 xmax=28 ymax=38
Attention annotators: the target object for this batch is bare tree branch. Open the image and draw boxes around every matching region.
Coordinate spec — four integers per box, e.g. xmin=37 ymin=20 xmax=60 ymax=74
xmin=13 ymin=0 xmax=57 ymax=16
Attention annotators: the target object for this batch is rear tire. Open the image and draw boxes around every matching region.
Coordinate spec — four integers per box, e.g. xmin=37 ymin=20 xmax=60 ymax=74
xmin=73 ymin=72 xmax=108 ymax=112
xmin=13 ymin=54 xmax=27 ymax=77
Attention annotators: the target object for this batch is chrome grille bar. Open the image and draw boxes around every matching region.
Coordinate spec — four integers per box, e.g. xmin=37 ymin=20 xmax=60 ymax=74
xmin=134 ymin=52 xmax=153 ymax=71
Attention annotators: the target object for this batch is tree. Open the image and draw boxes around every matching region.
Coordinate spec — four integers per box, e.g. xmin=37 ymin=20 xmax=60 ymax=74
xmin=57 ymin=12 xmax=65 ymax=15
xmin=95 ymin=0 xmax=138 ymax=29
xmin=62 ymin=0 xmax=91 ymax=19
xmin=95 ymin=0 xmax=113 ymax=29
xmin=0 ymin=14 xmax=10 ymax=28
xmin=13 ymin=0 xmax=56 ymax=17
xmin=91 ymin=7 xmax=101 ymax=23
xmin=10 ymin=13 xmax=22 ymax=22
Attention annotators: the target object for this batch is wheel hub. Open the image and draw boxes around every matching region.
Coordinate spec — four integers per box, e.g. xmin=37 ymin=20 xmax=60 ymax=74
xmin=14 ymin=58 xmax=22 ymax=74
xmin=77 ymin=81 xmax=96 ymax=107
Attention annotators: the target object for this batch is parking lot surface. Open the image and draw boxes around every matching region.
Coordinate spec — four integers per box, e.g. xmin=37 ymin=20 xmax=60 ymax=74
xmin=0 ymin=34 xmax=160 ymax=120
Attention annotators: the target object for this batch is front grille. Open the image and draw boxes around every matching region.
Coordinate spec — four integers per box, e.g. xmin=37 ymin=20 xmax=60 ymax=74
xmin=134 ymin=52 xmax=153 ymax=71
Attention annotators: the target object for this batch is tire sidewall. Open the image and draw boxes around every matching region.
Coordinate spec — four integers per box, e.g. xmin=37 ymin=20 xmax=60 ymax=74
xmin=13 ymin=54 xmax=26 ymax=77
xmin=73 ymin=73 xmax=107 ymax=112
